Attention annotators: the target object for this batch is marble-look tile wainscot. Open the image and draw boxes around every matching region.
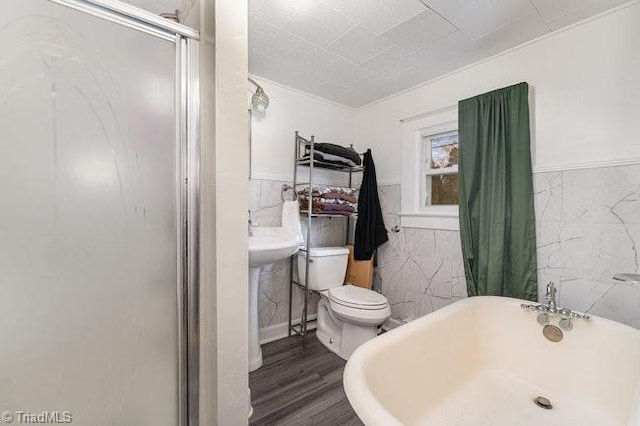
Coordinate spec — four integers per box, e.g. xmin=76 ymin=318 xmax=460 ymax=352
xmin=376 ymin=163 xmax=640 ymax=329
xmin=375 ymin=184 xmax=467 ymax=323
xmin=535 ymin=164 xmax=640 ymax=328
xmin=249 ymin=178 xmax=350 ymax=338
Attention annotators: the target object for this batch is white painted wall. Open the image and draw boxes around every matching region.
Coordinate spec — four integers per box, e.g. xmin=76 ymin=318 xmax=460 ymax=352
xmin=249 ymin=76 xmax=357 ymax=181
xmin=199 ymin=0 xmax=248 ymax=424
xmin=356 ymin=2 xmax=640 ymax=184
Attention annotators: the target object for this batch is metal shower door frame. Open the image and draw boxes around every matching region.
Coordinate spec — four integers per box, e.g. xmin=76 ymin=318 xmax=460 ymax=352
xmin=46 ymin=1 xmax=201 ymax=425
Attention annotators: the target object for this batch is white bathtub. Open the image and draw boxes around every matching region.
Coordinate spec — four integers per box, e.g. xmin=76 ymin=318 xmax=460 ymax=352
xmin=344 ymin=296 xmax=640 ymax=426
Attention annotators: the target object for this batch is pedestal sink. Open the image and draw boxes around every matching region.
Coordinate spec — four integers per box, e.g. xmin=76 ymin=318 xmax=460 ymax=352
xmin=248 ymin=227 xmax=300 ymax=371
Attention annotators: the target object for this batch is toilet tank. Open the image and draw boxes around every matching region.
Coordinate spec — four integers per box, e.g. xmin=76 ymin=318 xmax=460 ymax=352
xmin=297 ymin=247 xmax=349 ymax=291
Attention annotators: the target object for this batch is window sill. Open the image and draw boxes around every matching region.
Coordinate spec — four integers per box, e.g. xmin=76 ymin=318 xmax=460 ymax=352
xmin=398 ymin=210 xmax=460 ymax=231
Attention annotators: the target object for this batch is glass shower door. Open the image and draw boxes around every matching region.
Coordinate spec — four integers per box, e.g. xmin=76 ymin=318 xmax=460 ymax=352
xmin=0 ymin=1 xmax=182 ymax=424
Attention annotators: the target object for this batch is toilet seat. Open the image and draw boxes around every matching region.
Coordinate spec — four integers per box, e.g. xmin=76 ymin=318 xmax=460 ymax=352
xmin=328 ymin=285 xmax=389 ymax=311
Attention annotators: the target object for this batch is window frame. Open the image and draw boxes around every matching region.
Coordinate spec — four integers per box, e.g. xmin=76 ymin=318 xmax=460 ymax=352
xmin=420 ymin=129 xmax=459 ymax=210
xmin=400 ymin=108 xmax=460 ymax=230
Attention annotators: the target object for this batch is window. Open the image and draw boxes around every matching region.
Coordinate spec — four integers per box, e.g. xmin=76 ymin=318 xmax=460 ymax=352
xmin=399 ymin=107 xmax=459 ymax=230
xmin=422 ymin=131 xmax=459 ymax=208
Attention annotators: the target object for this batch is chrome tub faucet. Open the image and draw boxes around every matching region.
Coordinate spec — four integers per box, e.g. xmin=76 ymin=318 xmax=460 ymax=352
xmin=546 ymin=282 xmax=556 ymax=311
xmin=521 ymin=282 xmax=590 ymax=332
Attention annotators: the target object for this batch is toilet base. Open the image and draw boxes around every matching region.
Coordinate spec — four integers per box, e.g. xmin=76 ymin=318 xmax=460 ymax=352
xmin=341 ymin=322 xmax=378 ymax=358
xmin=316 ymin=297 xmax=381 ymax=360
xmin=316 ymin=327 xmax=342 ymax=358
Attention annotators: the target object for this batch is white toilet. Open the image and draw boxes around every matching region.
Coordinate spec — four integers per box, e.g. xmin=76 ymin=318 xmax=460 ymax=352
xmin=297 ymin=247 xmax=391 ymax=360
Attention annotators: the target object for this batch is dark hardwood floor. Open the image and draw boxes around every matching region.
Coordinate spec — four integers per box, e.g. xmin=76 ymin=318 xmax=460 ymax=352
xmin=249 ymin=331 xmax=364 ymax=426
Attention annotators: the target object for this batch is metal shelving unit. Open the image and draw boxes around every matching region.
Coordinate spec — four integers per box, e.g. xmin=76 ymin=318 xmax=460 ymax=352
xmin=288 ymin=131 xmax=363 ymax=338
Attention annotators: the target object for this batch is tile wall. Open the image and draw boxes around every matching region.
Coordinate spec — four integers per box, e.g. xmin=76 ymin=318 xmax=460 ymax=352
xmin=376 ymin=163 xmax=640 ymax=329
xmin=251 ymin=164 xmax=639 ymax=337
xmin=249 ymin=179 xmax=348 ymax=332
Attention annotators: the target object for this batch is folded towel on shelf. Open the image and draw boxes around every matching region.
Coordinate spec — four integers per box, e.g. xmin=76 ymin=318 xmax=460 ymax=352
xmin=322 ymin=191 xmax=358 ymax=204
xmin=301 ymin=153 xmax=355 ymax=168
xmin=298 ymin=186 xmax=357 ymax=198
xmin=299 ymin=199 xmax=323 ymax=214
xmin=300 ymin=200 xmax=354 ymax=216
xmin=313 ymin=143 xmax=361 ymax=166
xmin=317 ymin=197 xmax=355 ymax=205
xmin=317 ymin=151 xmax=359 ymax=166
xmin=299 ymin=191 xmax=357 ymax=214
xmin=321 ymin=203 xmax=355 ymax=215
xmin=299 ymin=195 xmax=356 ymax=216
xmin=298 ymin=194 xmax=357 ymax=206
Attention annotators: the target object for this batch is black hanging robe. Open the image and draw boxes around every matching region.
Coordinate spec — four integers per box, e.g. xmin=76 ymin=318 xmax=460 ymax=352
xmin=354 ymin=149 xmax=388 ymax=260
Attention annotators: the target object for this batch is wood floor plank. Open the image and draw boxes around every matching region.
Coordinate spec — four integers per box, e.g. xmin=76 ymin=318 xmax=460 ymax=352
xmin=276 ymin=383 xmax=352 ymax=426
xmin=249 ymin=332 xmax=363 ymax=426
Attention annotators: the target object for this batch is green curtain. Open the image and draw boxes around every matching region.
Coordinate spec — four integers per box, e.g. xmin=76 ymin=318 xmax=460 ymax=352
xmin=458 ymin=82 xmax=537 ymax=301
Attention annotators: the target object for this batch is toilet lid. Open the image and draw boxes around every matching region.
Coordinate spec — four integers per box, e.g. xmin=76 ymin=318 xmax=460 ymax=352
xmin=328 ymin=285 xmax=388 ymax=310
xmin=306 ymin=246 xmax=349 ymax=257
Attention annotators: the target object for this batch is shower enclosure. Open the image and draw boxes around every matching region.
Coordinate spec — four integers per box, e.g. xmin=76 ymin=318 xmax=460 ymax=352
xmin=0 ymin=1 xmax=199 ymax=424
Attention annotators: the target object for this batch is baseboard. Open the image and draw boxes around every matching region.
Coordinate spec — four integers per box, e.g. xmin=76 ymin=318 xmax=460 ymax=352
xmin=259 ymin=314 xmax=318 ymax=345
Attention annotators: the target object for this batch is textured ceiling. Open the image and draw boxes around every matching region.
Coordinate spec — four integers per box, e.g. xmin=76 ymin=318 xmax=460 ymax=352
xmin=249 ymin=0 xmax=631 ymax=107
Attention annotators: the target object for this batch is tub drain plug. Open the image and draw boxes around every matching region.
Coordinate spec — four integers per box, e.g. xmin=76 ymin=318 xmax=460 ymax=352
xmin=534 ymin=396 xmax=553 ymax=410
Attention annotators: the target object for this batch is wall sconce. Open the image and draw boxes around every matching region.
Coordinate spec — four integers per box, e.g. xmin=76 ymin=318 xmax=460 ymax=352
xmin=248 ymin=77 xmax=269 ymax=112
